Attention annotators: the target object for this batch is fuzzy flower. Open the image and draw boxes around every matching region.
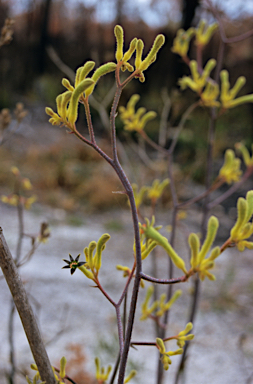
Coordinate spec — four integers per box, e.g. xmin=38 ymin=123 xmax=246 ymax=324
xmin=229 ymin=191 xmax=253 ymax=251
xmin=218 ymin=149 xmax=242 ymax=184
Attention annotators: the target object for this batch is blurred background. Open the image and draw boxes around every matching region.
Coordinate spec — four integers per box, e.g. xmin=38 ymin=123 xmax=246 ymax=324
xmin=0 ymin=0 xmax=253 ymax=212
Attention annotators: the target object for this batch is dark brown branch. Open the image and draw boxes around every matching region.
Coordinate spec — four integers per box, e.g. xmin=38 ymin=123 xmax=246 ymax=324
xmin=0 ymin=228 xmax=56 ymax=384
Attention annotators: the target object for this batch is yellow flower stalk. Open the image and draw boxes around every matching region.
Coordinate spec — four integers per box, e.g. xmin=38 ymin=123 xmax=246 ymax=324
xmin=140 ymin=217 xmax=187 ymax=274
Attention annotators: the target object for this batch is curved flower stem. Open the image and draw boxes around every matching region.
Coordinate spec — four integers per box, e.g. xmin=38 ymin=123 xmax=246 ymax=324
xmin=139 ymin=272 xmax=188 ymax=284
xmin=83 ymin=98 xmax=96 ymax=144
xmin=94 ymin=278 xmax=116 ymax=307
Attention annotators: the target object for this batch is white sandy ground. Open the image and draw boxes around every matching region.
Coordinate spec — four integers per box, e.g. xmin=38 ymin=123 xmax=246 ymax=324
xmin=0 ymin=203 xmax=253 ymax=384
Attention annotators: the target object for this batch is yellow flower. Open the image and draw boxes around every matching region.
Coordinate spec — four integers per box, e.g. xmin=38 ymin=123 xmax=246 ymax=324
xmin=188 ymin=216 xmax=220 ymax=281
xmin=229 ymin=191 xmax=253 ymax=251
xmin=235 ymin=142 xmax=253 ymax=168
xmin=179 ymin=59 xmax=216 ymax=94
xmin=220 ymin=70 xmax=253 ymax=109
xmin=119 ymin=94 xmax=157 ymax=132
xmin=195 ymin=20 xmax=218 ymax=47
xmin=218 ymin=149 xmax=242 ymax=184
xmin=171 ymin=28 xmax=195 ymax=58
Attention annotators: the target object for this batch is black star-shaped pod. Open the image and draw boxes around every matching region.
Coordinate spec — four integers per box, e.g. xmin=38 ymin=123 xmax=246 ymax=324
xmin=62 ymin=254 xmax=86 ymax=275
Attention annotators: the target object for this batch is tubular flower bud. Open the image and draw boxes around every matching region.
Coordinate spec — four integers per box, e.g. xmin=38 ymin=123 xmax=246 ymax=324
xmin=140 ymin=285 xmax=159 ymax=320
xmin=218 ymin=149 xmax=242 ymax=184
xmin=140 ymin=217 xmax=187 ymax=274
xmin=85 ymin=62 xmax=117 ymax=97
xmin=135 ymin=39 xmax=144 ymax=70
xmin=188 ymin=216 xmax=220 ymax=281
xmin=62 ymin=78 xmax=74 ymax=92
xmin=81 ymin=234 xmax=111 ymax=279
xmin=114 ymin=25 xmax=164 ymax=80
xmin=220 ymin=70 xmax=253 ymax=109
xmin=59 ymin=356 xmax=67 ymax=379
xmin=124 ymin=370 xmax=137 ymax=383
xmin=95 ymin=357 xmax=112 ymax=383
xmin=155 ymin=290 xmax=182 ymax=317
xmin=122 ymin=38 xmax=138 ymax=63
xmin=114 ymin=25 xmax=124 ymax=62
xmin=176 ymin=322 xmax=194 ymax=347
xmin=229 ymin=191 xmax=253 ymax=250
xmin=156 ymin=338 xmax=183 ymax=371
xmin=67 ymin=78 xmax=94 ymax=126
xmin=139 ymin=34 xmax=165 ymax=71
xmin=195 ymin=20 xmax=218 ymax=47
xmin=235 ymin=142 xmax=253 ymax=168
xmin=74 ymin=61 xmax=95 ymax=87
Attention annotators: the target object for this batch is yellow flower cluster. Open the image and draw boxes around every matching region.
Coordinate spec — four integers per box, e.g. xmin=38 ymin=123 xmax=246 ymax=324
xmin=140 ymin=285 xmax=182 ymax=320
xmin=80 ymin=234 xmax=111 ymax=280
xmin=1 ymin=167 xmax=37 ymax=210
xmin=114 ymin=25 xmax=165 ymax=82
xmin=119 ymin=94 xmax=156 ymax=131
xmin=218 ymin=149 xmax=242 ymax=184
xmin=188 ymin=216 xmax=220 ymax=281
xmin=95 ymin=357 xmax=112 ymax=383
xmin=171 ymin=20 xmax=218 ymax=59
xmin=156 ymin=338 xmax=183 ymax=371
xmin=46 ymin=61 xmax=117 ymax=129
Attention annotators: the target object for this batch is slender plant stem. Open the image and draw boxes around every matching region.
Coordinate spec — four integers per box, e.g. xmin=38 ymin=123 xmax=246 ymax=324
xmin=8 ymin=299 xmax=16 ymax=384
xmin=15 ymin=200 xmax=24 ymax=263
xmin=140 ymin=272 xmax=187 ymax=284
xmin=0 ymin=228 xmax=56 ymax=384
xmin=116 ymin=305 xmax=124 ymax=357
